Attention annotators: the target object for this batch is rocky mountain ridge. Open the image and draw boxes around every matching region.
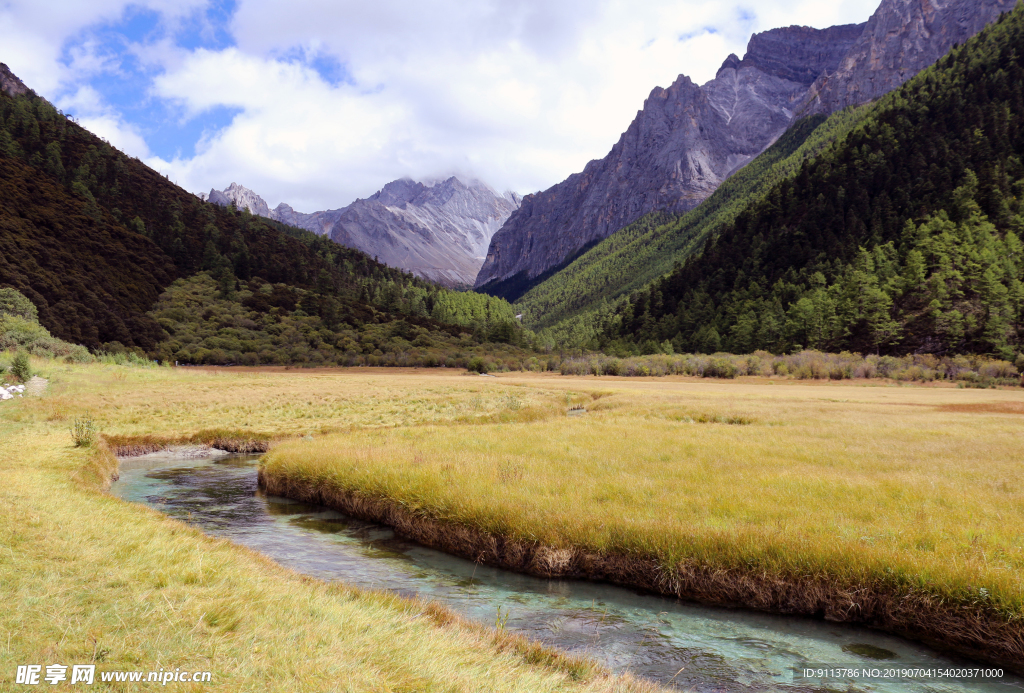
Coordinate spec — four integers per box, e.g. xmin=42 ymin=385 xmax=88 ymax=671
xmin=0 ymin=63 xmax=29 ymax=98
xmin=474 ymin=0 xmax=1017 ymax=295
xmin=200 ymin=182 xmax=271 ymax=217
xmin=801 ymin=0 xmax=1017 ymax=114
xmin=203 ymin=177 xmax=520 ymax=287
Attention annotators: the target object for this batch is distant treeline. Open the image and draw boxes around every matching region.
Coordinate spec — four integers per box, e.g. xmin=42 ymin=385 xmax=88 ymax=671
xmin=556 ymin=350 xmax=1021 ymax=387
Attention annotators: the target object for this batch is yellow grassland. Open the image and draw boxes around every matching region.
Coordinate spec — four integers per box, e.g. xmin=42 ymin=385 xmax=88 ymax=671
xmin=0 ymin=359 xmax=659 ymax=692
xmin=262 ymin=370 xmax=1024 ymax=666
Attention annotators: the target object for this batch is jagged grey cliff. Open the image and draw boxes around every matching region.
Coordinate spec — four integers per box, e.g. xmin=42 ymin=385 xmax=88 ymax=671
xmin=0 ymin=63 xmax=29 ymax=98
xmin=801 ymin=0 xmax=1017 ymax=114
xmin=200 ymin=182 xmax=271 ymax=217
xmin=475 ymin=0 xmax=1016 ymax=294
xmin=203 ymin=177 xmax=520 ymax=287
xmin=472 ymin=24 xmax=862 ymax=292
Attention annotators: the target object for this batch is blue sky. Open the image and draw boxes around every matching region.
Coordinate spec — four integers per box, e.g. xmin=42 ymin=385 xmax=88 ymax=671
xmin=1 ymin=0 xmax=881 ymax=211
xmin=91 ymin=4 xmax=237 ymax=161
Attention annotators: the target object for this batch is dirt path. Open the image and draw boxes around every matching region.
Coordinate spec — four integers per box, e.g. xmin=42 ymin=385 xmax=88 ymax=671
xmin=26 ymin=376 xmax=47 ymax=396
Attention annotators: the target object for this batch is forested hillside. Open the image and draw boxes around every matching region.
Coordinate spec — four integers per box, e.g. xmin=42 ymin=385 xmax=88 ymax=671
xmin=512 ymin=107 xmax=871 ymax=342
xmin=148 ymin=274 xmax=532 ymax=369
xmin=601 ymin=4 xmax=1024 ymax=358
xmin=0 ymin=83 xmax=522 ymax=360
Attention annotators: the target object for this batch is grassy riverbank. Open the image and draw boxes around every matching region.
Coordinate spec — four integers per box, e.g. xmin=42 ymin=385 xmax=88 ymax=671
xmin=262 ymin=373 xmax=1024 ymax=668
xmin=0 ymin=358 xmax=656 ymax=692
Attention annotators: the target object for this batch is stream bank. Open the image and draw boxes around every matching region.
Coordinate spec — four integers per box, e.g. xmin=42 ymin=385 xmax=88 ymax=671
xmin=259 ymin=467 xmax=1024 ymax=675
xmin=109 ymin=451 xmax=1022 ymax=691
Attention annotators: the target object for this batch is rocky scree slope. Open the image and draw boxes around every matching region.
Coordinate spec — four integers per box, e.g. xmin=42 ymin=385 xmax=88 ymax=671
xmin=475 ymin=0 xmax=1017 ymax=299
xmin=0 ymin=63 xmax=28 ymax=98
xmin=204 ymin=178 xmax=521 ymax=287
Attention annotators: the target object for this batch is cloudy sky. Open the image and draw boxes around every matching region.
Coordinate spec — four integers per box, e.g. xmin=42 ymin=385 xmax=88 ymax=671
xmin=2 ymin=0 xmax=880 ymax=212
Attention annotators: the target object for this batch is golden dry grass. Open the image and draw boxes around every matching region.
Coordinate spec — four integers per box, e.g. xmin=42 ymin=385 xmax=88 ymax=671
xmin=265 ymin=373 xmax=1024 ymax=618
xmin=0 ymin=358 xmax=659 ymax=692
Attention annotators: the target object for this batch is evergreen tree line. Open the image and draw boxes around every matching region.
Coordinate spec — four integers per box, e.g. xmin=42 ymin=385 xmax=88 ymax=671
xmin=148 ymin=273 xmax=534 ymax=368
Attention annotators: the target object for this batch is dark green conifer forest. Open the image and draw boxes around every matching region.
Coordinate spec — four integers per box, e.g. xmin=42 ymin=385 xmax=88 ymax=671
xmin=601 ymin=4 xmax=1024 ymax=358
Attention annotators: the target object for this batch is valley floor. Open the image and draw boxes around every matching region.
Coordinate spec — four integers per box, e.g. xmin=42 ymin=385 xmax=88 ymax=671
xmin=0 ymin=360 xmax=658 ymax=692
xmin=5 ymin=361 xmax=1023 ymax=689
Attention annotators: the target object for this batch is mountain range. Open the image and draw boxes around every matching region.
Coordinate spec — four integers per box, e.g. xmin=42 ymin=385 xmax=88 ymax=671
xmin=475 ymin=0 xmax=1018 ymax=298
xmin=202 ymin=178 xmax=520 ymax=287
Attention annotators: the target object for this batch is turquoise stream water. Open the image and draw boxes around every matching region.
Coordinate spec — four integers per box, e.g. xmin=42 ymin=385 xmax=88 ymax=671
xmin=111 ymin=454 xmax=1022 ymax=693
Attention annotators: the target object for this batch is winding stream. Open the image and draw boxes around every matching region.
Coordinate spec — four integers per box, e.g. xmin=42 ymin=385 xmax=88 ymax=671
xmin=112 ymin=454 xmax=1022 ymax=692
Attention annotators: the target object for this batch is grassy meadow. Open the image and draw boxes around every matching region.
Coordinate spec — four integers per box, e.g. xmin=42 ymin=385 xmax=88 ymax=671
xmin=0 ymin=357 xmax=658 ymax=692
xmin=262 ymin=370 xmax=1024 ymax=663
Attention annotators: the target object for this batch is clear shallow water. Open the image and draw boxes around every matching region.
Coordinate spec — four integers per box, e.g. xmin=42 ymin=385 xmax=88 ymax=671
xmin=112 ymin=455 xmax=1022 ymax=693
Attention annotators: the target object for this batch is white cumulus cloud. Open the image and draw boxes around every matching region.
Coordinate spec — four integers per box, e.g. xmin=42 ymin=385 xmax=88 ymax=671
xmin=3 ymin=0 xmax=882 ymax=211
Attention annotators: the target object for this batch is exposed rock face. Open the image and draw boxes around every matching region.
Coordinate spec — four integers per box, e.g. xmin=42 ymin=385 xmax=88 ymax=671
xmin=201 ymin=182 xmax=271 ymax=217
xmin=268 ymin=202 xmax=335 ymax=236
xmin=474 ymin=24 xmax=863 ymax=291
xmin=801 ymin=0 xmax=1017 ymax=114
xmin=475 ymin=0 xmax=1015 ymax=293
xmin=0 ymin=64 xmax=29 ymax=98
xmin=203 ymin=177 xmax=520 ymax=287
xmin=324 ymin=178 xmax=521 ymax=287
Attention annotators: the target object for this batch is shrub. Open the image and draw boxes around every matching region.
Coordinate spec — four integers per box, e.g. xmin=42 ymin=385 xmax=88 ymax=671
xmin=0 ymin=288 xmax=38 ymax=321
xmin=0 ymin=314 xmax=90 ymax=361
xmin=70 ymin=418 xmax=96 ymax=447
xmin=979 ymin=360 xmax=1017 ymax=379
xmin=705 ymin=358 xmax=738 ymax=379
xmin=10 ymin=351 xmax=31 ymax=381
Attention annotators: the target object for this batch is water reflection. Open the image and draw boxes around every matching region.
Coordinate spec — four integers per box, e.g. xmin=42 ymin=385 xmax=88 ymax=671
xmin=112 ymin=456 xmax=1021 ymax=692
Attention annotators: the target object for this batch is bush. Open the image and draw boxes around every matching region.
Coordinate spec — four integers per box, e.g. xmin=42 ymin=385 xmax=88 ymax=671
xmin=705 ymin=358 xmax=738 ymax=379
xmin=0 ymin=314 xmax=90 ymax=361
xmin=97 ymin=350 xmax=154 ymax=367
xmin=467 ymin=356 xmax=487 ymax=373
xmin=70 ymin=418 xmax=95 ymax=447
xmin=0 ymin=288 xmax=38 ymax=321
xmin=10 ymin=351 xmax=31 ymax=381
